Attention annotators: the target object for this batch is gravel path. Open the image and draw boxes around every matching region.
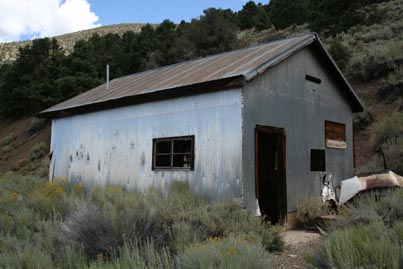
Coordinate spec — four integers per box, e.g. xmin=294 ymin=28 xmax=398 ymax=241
xmin=274 ymin=230 xmax=322 ymax=268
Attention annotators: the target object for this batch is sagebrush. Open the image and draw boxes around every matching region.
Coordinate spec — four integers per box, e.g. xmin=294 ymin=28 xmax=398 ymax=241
xmin=307 ymin=188 xmax=403 ymax=268
xmin=0 ymin=174 xmax=281 ymax=268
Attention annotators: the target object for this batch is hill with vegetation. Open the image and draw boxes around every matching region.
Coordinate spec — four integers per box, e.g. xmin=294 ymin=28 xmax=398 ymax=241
xmin=0 ymin=23 xmax=148 ymax=64
xmin=0 ymin=0 xmax=401 ymax=175
xmin=0 ymin=1 xmax=403 ymax=268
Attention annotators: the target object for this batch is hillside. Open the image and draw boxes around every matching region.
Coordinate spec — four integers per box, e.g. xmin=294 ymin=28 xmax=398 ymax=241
xmin=0 ymin=23 xmax=149 ymax=64
xmin=0 ymin=0 xmax=402 ymax=175
xmin=0 ymin=117 xmax=50 ymax=175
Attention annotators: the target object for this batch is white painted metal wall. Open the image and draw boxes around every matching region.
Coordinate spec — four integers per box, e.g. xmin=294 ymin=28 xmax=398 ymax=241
xmin=50 ymin=89 xmax=243 ymax=201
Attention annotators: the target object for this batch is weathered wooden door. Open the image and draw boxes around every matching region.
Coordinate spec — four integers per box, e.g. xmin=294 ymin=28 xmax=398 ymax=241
xmin=255 ymin=125 xmax=287 ymax=224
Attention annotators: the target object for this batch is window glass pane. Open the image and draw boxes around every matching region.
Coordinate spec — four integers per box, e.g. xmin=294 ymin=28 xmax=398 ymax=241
xmin=173 ymin=154 xmax=192 ymax=168
xmin=156 ymin=140 xmax=171 ymax=153
xmin=173 ymin=139 xmax=192 ymax=153
xmin=155 ymin=154 xmax=171 ymax=167
xmin=311 ymin=149 xmax=326 ymax=171
xmin=153 ymin=136 xmax=194 ymax=170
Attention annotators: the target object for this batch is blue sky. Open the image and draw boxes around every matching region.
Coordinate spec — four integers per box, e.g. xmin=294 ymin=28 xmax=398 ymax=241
xmin=89 ymin=0 xmax=252 ymax=24
xmin=0 ymin=0 xmax=257 ymax=42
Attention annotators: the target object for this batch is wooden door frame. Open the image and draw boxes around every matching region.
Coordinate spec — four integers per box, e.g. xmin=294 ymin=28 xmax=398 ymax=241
xmin=255 ymin=124 xmax=287 ymax=222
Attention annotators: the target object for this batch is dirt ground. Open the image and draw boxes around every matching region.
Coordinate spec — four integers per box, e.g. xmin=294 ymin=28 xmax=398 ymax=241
xmin=0 ymin=117 xmax=51 ymax=173
xmin=352 ymin=82 xmax=395 ymax=168
xmin=274 ymin=230 xmax=322 ymax=268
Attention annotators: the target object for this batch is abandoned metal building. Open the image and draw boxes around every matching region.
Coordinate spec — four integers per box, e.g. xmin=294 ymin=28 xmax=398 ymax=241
xmin=43 ymin=33 xmax=364 ymax=224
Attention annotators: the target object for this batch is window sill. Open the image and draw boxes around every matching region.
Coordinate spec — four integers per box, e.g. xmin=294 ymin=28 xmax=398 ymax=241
xmin=152 ymin=168 xmax=194 ymax=171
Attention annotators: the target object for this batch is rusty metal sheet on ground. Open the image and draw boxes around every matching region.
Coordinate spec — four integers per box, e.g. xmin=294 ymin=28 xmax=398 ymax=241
xmin=339 ymin=171 xmax=403 ymax=204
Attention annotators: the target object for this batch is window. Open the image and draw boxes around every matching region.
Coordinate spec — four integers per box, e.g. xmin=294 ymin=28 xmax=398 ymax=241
xmin=325 ymin=121 xmax=346 ymax=149
xmin=310 ymin=149 xmax=326 ymax=171
xmin=153 ymin=136 xmax=194 ymax=170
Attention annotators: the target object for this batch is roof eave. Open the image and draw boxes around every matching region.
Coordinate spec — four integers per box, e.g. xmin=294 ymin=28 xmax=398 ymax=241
xmin=41 ymin=75 xmax=246 ymax=118
xmin=243 ymin=33 xmax=316 ymax=81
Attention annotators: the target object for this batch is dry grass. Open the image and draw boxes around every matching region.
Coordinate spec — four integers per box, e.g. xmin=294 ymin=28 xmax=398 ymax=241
xmin=0 ymin=174 xmax=281 ymax=268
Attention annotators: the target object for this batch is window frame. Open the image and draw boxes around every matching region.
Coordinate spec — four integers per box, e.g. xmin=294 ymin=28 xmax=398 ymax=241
xmin=325 ymin=121 xmax=346 ymax=149
xmin=152 ymin=135 xmax=195 ymax=170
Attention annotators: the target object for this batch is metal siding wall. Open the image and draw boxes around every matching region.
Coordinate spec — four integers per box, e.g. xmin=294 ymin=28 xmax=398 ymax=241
xmin=50 ymin=89 xmax=243 ymax=201
xmin=242 ymin=48 xmax=354 ymax=212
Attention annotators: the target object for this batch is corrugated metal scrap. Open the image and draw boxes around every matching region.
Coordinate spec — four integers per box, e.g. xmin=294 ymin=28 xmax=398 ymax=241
xmin=339 ymin=171 xmax=403 ymax=204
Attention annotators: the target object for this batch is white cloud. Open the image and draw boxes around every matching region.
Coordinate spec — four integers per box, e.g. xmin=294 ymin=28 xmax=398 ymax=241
xmin=0 ymin=0 xmax=100 ymax=42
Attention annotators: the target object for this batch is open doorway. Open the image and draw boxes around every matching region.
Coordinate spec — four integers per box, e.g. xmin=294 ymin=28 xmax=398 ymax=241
xmin=255 ymin=125 xmax=287 ymax=224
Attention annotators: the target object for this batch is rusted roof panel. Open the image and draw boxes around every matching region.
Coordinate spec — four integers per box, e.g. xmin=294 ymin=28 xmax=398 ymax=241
xmin=43 ymin=34 xmax=317 ymax=114
xmin=42 ymin=33 xmax=365 ymax=115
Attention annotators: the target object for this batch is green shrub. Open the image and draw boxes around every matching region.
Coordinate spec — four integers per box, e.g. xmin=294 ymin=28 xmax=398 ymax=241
xmin=0 ymin=174 xmax=282 ymax=267
xmin=168 ymin=221 xmax=202 ymax=253
xmin=387 ymin=60 xmax=403 ymax=79
xmin=393 ymin=221 xmax=403 ymax=242
xmin=58 ymin=200 xmax=168 ymax=260
xmin=35 ymin=158 xmax=51 ymax=177
xmin=347 ymin=40 xmax=403 ymax=81
xmin=0 ymin=172 xmax=44 ymax=197
xmin=0 ymin=231 xmax=56 ymax=269
xmin=0 ymin=173 xmax=84 ymax=237
xmin=381 ymin=136 xmax=403 ymax=174
xmin=377 ymin=187 xmax=403 ymax=225
xmin=29 ymin=142 xmax=48 ymax=161
xmin=28 ymin=181 xmax=69 ymax=219
xmin=87 ymin=184 xmax=143 ymax=210
xmin=0 ymin=144 xmax=13 ymax=156
xmin=353 ymin=110 xmax=373 ymax=130
xmin=328 ymin=38 xmax=351 ymax=71
xmin=1 ymin=133 xmax=15 ymax=146
xmin=355 ymin=154 xmax=385 ymax=175
xmin=307 ymin=222 xmax=401 ymax=269
xmin=179 ymin=201 xmax=285 ymax=252
xmin=180 ymin=236 xmax=274 ymax=269
xmin=375 ymin=111 xmax=403 ymax=143
xmin=378 ymin=65 xmax=403 ymax=100
xmin=62 ymin=245 xmax=89 ymax=269
xmin=81 ymin=240 xmax=174 ymax=269
xmin=12 ymin=158 xmax=51 ymax=176
xmin=183 ymin=201 xmax=277 ymax=243
xmin=295 ymin=196 xmax=329 ymax=226
xmin=59 ymin=182 xmax=284 ymax=262
xmin=331 ymin=188 xmax=403 ymax=229
xmin=166 ymin=180 xmax=199 ymax=210
xmin=261 ymin=225 xmax=284 ymax=252
xmin=330 ymin=192 xmax=384 ymax=230
xmin=27 ymin=117 xmax=47 ymax=135
xmin=110 ymin=241 xmax=174 ymax=269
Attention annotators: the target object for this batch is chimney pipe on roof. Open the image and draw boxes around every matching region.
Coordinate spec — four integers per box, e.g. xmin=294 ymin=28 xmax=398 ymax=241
xmin=106 ymin=64 xmax=110 ymax=90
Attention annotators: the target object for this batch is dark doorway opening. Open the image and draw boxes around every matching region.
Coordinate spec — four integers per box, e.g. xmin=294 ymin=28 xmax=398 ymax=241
xmin=255 ymin=125 xmax=287 ymax=224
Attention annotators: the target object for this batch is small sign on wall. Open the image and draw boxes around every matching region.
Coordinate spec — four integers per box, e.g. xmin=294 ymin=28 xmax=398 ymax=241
xmin=325 ymin=121 xmax=346 ymax=149
xmin=326 ymin=139 xmax=347 ymax=149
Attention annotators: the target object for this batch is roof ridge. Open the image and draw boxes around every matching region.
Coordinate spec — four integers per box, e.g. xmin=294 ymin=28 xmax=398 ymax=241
xmin=112 ymin=32 xmax=315 ymax=82
xmin=43 ymin=32 xmax=364 ymax=115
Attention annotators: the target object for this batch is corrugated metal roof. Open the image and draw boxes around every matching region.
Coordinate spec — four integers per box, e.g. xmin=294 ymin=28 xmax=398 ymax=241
xmin=42 ymin=33 xmax=363 ymax=115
